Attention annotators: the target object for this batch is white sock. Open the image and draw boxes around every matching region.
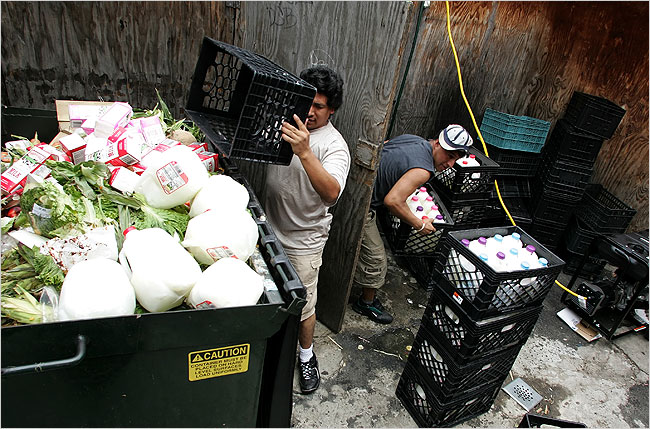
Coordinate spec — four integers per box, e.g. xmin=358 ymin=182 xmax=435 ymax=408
xmin=299 ymin=344 xmax=314 ymax=363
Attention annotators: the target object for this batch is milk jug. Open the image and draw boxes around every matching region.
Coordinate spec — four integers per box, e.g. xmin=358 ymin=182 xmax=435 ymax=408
xmin=119 ymin=227 xmax=202 ymax=312
xmin=468 ymin=236 xmax=488 ymax=257
xmin=421 ymin=196 xmax=436 ymax=214
xmin=433 ymin=214 xmax=445 ymax=224
xmin=406 ymin=195 xmax=421 ymax=213
xmin=133 ymin=144 xmax=209 ymax=209
xmin=502 ymin=232 xmax=524 ymax=251
xmin=486 ymin=234 xmax=504 ymax=255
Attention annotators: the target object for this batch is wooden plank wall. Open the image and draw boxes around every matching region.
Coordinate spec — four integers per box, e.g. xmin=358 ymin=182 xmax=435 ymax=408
xmin=233 ymin=1 xmax=416 ymax=332
xmin=389 ymin=1 xmax=648 ymax=232
xmin=1 ymin=1 xmax=236 ymax=117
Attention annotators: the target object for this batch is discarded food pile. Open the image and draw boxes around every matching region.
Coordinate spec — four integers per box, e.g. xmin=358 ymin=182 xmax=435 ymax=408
xmin=1 ymin=96 xmax=267 ymax=326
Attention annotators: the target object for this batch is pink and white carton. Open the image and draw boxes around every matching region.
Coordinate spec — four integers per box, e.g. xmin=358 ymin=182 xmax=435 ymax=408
xmin=59 ymin=133 xmax=87 ymax=165
xmin=1 ymin=146 xmax=56 ymax=196
xmin=68 ymin=104 xmax=110 ymax=129
xmin=196 ymin=151 xmax=219 ymax=172
xmin=108 ymin=166 xmax=141 ymax=194
xmin=94 ymin=102 xmax=133 ymax=138
xmin=189 ymin=142 xmax=209 ymax=152
xmin=104 ymin=127 xmax=143 ymax=167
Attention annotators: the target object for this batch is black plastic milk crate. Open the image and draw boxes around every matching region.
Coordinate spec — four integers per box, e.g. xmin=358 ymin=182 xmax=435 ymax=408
xmin=406 ymin=324 xmax=521 ymax=401
xmin=486 ymin=144 xmax=541 ymax=178
xmin=484 ymin=197 xmax=533 ymax=230
xmin=422 ymin=286 xmax=542 ymax=364
xmin=376 ymin=184 xmax=454 ymax=257
xmin=490 ymin=177 xmax=532 ymax=199
xmin=396 ymin=364 xmax=501 ymax=428
xmin=536 ymin=155 xmax=593 ymax=197
xmin=433 ymin=226 xmax=564 ymax=318
xmin=577 ymin=184 xmax=636 ymax=234
xmin=431 ymin=146 xmax=500 ymax=201
xmin=529 ymin=189 xmax=579 ymax=225
xmin=542 ymin=119 xmax=604 ymax=164
xmin=559 ymin=245 xmax=606 ymax=280
xmin=563 ymin=92 xmax=626 ymax=140
xmin=438 ymin=192 xmax=487 ymax=228
xmin=528 ymin=218 xmax=566 ymax=251
xmin=564 ymin=215 xmax=599 ymax=255
xmin=518 ymin=412 xmax=587 ymax=428
xmin=186 ymin=37 xmax=316 ymax=165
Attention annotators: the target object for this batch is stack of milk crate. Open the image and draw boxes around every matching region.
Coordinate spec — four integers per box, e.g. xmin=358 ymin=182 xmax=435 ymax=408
xmin=528 ymin=92 xmax=626 ymax=251
xmin=396 ymin=225 xmax=564 ymax=427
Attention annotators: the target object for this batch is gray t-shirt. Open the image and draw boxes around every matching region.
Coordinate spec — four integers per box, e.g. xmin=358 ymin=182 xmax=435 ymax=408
xmin=371 ymin=134 xmax=435 ymax=209
xmin=264 ymin=121 xmax=351 ymax=254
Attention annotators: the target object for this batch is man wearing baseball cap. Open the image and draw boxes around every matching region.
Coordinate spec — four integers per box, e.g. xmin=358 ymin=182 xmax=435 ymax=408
xmin=351 ymin=124 xmax=473 ymax=324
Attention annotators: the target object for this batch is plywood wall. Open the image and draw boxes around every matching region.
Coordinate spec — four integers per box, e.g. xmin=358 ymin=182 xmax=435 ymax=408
xmin=389 ymin=1 xmax=648 ymax=232
xmin=1 ymin=1 xmax=235 ymax=115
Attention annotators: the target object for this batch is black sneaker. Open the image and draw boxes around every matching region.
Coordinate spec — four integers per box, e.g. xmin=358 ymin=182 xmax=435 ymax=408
xmin=298 ymin=354 xmax=320 ymax=394
xmin=352 ymin=296 xmax=394 ymax=324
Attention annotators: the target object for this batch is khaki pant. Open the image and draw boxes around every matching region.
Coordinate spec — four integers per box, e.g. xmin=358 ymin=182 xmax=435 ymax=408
xmin=353 ymin=209 xmax=387 ymax=289
xmin=286 ymin=248 xmax=324 ymax=322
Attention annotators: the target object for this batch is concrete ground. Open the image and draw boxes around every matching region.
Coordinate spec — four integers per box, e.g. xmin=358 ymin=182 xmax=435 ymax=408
xmin=290 ymin=247 xmax=649 ymax=428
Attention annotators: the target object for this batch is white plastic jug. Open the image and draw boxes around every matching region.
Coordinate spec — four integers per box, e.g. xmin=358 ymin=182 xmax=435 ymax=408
xmin=182 ymin=209 xmax=259 ymax=264
xmin=119 ymin=227 xmax=202 ymax=312
xmin=494 ymin=251 xmax=508 ymax=272
xmin=406 ymin=195 xmax=421 ymax=213
xmin=433 ymin=214 xmax=445 ymax=224
xmin=189 ymin=174 xmax=250 ymax=218
xmin=468 ymin=236 xmax=488 ymax=257
xmin=428 ymin=204 xmax=441 ymax=219
xmin=519 ymin=244 xmax=539 ymax=266
xmin=421 ymin=196 xmax=436 ymax=214
xmin=458 ymin=239 xmax=476 ymax=272
xmin=486 ymin=234 xmax=504 ymax=256
xmin=187 ymin=257 xmax=264 ymax=309
xmin=58 ymin=258 xmax=136 ymax=321
xmin=414 ymin=186 xmax=429 ymax=198
xmin=133 ymin=144 xmax=209 ymax=209
xmin=507 ymin=248 xmax=521 ymax=272
xmin=502 ymin=232 xmax=524 ymax=251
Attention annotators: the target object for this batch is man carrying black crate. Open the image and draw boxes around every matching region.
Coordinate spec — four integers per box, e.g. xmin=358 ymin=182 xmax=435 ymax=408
xmin=351 ymin=125 xmax=473 ymax=324
xmin=264 ymin=66 xmax=351 ymax=394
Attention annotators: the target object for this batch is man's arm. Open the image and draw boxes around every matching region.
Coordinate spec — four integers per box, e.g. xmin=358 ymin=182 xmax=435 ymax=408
xmin=281 ymin=114 xmax=340 ymax=205
xmin=384 ymin=168 xmax=436 ymax=235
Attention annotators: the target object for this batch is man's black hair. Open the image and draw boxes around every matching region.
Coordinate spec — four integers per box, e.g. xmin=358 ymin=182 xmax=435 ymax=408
xmin=300 ymin=66 xmax=344 ymax=110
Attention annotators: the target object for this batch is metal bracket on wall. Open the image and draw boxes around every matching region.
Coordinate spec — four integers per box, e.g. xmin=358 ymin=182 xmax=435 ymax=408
xmin=354 ymin=139 xmax=381 ymax=171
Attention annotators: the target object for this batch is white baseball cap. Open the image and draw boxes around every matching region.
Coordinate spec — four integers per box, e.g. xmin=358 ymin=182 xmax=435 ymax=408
xmin=438 ymin=124 xmax=473 ymax=154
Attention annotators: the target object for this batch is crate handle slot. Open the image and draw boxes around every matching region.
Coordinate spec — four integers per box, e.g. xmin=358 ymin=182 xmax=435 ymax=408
xmin=501 ymin=323 xmax=515 ymax=333
xmin=415 ymin=383 xmax=427 ymax=400
xmin=481 ymin=363 xmax=492 ymax=371
xmin=1 ymin=334 xmax=87 ymax=376
xmin=444 ymin=306 xmax=460 ymax=324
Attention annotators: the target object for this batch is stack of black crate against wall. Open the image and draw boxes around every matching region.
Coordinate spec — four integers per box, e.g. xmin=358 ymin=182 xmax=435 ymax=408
xmin=527 ymin=92 xmax=626 ymax=252
xmin=395 ymin=224 xmax=565 ymax=427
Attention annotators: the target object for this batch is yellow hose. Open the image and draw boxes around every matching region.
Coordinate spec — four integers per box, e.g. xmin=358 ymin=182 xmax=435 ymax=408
xmin=444 ymin=1 xmax=585 ymax=301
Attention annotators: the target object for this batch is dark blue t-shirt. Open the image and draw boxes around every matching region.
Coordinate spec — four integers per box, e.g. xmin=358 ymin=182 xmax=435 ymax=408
xmin=371 ymin=134 xmax=436 ymax=209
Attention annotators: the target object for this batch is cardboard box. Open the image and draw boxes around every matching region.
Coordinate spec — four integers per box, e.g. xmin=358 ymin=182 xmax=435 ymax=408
xmin=55 ymin=100 xmax=113 ymax=134
xmin=557 ymin=307 xmax=602 ymax=342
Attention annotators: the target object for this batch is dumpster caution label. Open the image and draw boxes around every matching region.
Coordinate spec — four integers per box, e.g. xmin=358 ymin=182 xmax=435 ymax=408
xmin=188 ymin=344 xmax=250 ymax=381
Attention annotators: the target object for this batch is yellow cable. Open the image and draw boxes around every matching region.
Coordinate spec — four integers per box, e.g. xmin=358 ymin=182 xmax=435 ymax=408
xmin=444 ymin=1 xmax=585 ymax=302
